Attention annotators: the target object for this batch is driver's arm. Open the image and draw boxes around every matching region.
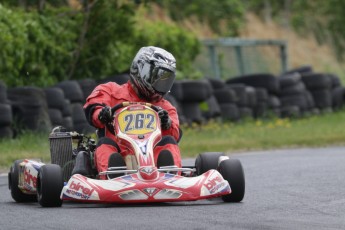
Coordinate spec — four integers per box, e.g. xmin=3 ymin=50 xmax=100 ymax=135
xmin=84 ymin=83 xmax=114 ymax=129
xmin=161 ymin=102 xmax=180 ymax=142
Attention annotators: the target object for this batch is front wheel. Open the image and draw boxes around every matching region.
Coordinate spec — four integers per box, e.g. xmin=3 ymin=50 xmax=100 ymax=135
xmin=9 ymin=160 xmax=36 ymax=202
xmin=218 ymin=159 xmax=245 ymax=202
xmin=37 ymin=164 xmax=64 ymax=207
xmin=195 ymin=152 xmax=225 ymax=175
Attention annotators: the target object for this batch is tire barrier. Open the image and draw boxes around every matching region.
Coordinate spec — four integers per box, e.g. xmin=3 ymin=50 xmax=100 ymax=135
xmin=77 ymin=79 xmax=98 ymax=101
xmin=280 ymin=105 xmax=301 ymax=118
xmin=70 ymin=103 xmax=95 ymax=134
xmin=97 ymin=73 xmax=130 ymax=85
xmin=62 ymin=99 xmax=72 ymax=117
xmin=0 ymin=103 xmax=12 ymax=126
xmin=55 ymin=80 xmax=84 ymax=103
xmin=170 ymin=81 xmax=184 ymax=101
xmin=0 ymin=80 xmax=7 ymax=103
xmin=301 ymin=73 xmax=333 ymax=111
xmin=0 ymin=126 xmax=13 ymax=139
xmin=180 ymin=80 xmax=213 ymax=103
xmin=219 ymin=103 xmax=240 ymax=121
xmin=0 ymin=81 xmax=13 ymax=138
xmin=53 ymin=81 xmax=95 ymax=133
xmin=253 ymin=87 xmax=269 ymax=118
xmin=7 ymin=87 xmax=51 ymax=133
xmin=164 ymin=93 xmax=186 ymax=124
xmin=44 ymin=87 xmax=66 ymax=111
xmin=207 ymin=78 xmax=227 ymax=90
xmin=226 ymin=73 xmax=280 ymax=95
xmin=1 ymin=66 xmax=345 ymax=139
xmin=213 ymin=88 xmax=237 ymax=104
xmin=227 ymin=84 xmax=248 ymax=107
xmin=203 ymin=95 xmax=221 ymax=119
xmin=301 ymin=73 xmax=332 ymax=90
xmin=44 ymin=88 xmax=74 ymax=132
xmin=0 ymin=103 xmax=13 ymax=139
xmin=283 ymin=65 xmax=313 ymax=75
xmin=179 ymin=80 xmax=214 ymax=124
xmin=332 ymin=87 xmax=345 ymax=111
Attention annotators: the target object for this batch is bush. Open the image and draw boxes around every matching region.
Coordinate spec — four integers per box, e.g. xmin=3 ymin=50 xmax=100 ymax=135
xmin=155 ymin=0 xmax=245 ymax=36
xmin=0 ymin=2 xmax=202 ymax=87
xmin=71 ymin=1 xmax=137 ymax=79
xmin=134 ymin=20 xmax=201 ymax=78
xmin=0 ymin=5 xmax=78 ymax=87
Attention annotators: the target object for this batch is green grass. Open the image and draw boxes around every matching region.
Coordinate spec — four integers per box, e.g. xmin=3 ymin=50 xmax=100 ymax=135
xmin=179 ymin=110 xmax=345 ymax=156
xmin=1 ymin=110 xmax=345 ymax=171
xmin=0 ymin=131 xmax=51 ymax=171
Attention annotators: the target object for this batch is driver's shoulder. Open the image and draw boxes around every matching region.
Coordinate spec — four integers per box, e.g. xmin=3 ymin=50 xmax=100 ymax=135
xmin=98 ymin=81 xmax=128 ymax=92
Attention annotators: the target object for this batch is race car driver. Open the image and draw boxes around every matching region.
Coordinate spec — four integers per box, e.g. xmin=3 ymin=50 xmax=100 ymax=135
xmin=83 ymin=46 xmax=181 ymax=178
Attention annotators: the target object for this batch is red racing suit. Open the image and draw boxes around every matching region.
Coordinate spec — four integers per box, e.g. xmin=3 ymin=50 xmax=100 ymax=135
xmin=84 ymin=81 xmax=181 ymax=176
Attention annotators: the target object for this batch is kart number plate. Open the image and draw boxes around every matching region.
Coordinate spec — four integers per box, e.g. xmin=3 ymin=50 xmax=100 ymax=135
xmin=117 ymin=109 xmax=157 ymax=135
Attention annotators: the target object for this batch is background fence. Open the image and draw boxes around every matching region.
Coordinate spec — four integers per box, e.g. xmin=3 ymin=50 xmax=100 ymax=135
xmin=193 ymin=38 xmax=288 ymax=79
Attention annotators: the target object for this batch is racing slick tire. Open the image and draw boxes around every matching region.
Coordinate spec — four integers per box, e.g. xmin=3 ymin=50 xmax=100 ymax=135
xmin=8 ymin=160 xmax=37 ymax=202
xmin=37 ymin=164 xmax=64 ymax=207
xmin=195 ymin=152 xmax=225 ymax=175
xmin=218 ymin=159 xmax=245 ymax=202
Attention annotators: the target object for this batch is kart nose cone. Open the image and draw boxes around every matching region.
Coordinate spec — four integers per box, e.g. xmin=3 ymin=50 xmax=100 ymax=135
xmin=139 ymin=166 xmax=159 ymax=180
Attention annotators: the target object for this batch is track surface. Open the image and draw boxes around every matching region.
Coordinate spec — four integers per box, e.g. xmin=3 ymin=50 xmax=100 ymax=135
xmin=1 ymin=147 xmax=345 ymax=230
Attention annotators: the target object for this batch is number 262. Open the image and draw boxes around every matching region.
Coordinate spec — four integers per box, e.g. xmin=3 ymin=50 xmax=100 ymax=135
xmin=124 ymin=113 xmax=155 ymax=132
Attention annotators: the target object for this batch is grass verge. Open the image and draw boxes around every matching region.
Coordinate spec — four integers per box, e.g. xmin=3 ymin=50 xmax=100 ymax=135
xmin=180 ymin=111 xmax=345 ymax=155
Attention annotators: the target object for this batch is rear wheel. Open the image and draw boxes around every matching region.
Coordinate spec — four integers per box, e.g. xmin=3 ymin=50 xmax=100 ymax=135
xmin=218 ymin=159 xmax=245 ymax=202
xmin=9 ymin=160 xmax=36 ymax=202
xmin=195 ymin=152 xmax=224 ymax=175
xmin=37 ymin=164 xmax=64 ymax=207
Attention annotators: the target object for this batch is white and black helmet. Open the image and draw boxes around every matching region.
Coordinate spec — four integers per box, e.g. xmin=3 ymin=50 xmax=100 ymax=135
xmin=130 ymin=46 xmax=176 ymax=102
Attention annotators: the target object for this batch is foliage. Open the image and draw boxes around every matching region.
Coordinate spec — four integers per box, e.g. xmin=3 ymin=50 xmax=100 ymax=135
xmin=0 ymin=5 xmax=79 ymax=87
xmin=1 ymin=0 xmax=67 ymax=8
xmin=154 ymin=0 xmax=245 ymax=36
xmin=5 ymin=0 xmax=345 ymax=87
xmin=0 ymin=1 xmax=203 ymax=86
xmin=133 ymin=19 xmax=201 ymax=79
xmin=245 ymin=0 xmax=345 ymax=61
xmin=71 ymin=0 xmax=137 ymax=79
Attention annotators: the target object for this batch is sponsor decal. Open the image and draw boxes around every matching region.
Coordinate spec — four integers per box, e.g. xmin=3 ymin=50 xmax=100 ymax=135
xmin=205 ymin=176 xmax=226 ymax=194
xmin=65 ymin=181 xmax=94 ymax=200
xmin=24 ymin=169 xmax=37 ymax=190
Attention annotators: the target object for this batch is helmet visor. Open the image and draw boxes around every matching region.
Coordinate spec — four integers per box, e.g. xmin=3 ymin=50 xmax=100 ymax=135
xmin=150 ymin=67 xmax=175 ymax=94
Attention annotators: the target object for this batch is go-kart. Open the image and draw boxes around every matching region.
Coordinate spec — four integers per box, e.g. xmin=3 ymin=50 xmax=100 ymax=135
xmin=8 ymin=102 xmax=245 ymax=207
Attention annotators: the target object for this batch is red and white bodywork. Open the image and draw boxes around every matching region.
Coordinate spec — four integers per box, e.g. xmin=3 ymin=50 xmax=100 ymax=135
xmin=16 ymin=160 xmax=44 ymax=195
xmin=61 ymin=102 xmax=232 ymax=203
xmin=61 ymin=168 xmax=230 ymax=203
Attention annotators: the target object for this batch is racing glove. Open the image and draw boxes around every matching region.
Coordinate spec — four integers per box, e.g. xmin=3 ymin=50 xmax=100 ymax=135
xmin=98 ymin=106 xmax=112 ymax=124
xmin=157 ymin=107 xmax=172 ymax=130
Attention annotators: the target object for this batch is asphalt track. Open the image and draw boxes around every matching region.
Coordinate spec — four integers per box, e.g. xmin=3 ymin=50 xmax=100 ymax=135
xmin=1 ymin=146 xmax=345 ymax=230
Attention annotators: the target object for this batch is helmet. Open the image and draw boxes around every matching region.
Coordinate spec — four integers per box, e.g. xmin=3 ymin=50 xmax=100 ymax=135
xmin=130 ymin=46 xmax=176 ymax=102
